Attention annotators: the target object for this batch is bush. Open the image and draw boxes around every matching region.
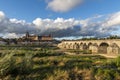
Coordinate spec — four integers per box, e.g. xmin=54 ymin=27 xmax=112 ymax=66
xmin=45 ymin=69 xmax=69 ymax=80
xmin=0 ymin=52 xmax=15 ymax=77
xmin=14 ymin=54 xmax=33 ymax=75
xmin=115 ymin=56 xmax=120 ymax=67
xmin=0 ymin=51 xmax=33 ymax=78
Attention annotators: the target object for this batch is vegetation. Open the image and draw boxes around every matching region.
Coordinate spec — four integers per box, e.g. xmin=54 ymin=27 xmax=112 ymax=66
xmin=0 ymin=46 xmax=120 ymax=80
xmin=67 ymin=49 xmax=92 ymax=54
xmin=62 ymin=35 xmax=120 ymax=41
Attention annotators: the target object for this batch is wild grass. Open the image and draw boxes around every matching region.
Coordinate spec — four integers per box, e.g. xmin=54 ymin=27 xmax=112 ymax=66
xmin=0 ymin=46 xmax=120 ymax=80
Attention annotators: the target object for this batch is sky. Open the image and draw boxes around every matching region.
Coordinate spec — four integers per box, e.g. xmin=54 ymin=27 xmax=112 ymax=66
xmin=0 ymin=0 xmax=120 ymax=39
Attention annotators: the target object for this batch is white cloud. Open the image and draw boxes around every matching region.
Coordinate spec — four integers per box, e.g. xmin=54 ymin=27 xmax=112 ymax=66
xmin=102 ymin=12 xmax=120 ymax=27
xmin=10 ymin=18 xmax=26 ymax=24
xmin=33 ymin=18 xmax=43 ymax=27
xmin=0 ymin=11 xmax=5 ymax=18
xmin=0 ymin=11 xmax=5 ymax=21
xmin=47 ymin=0 xmax=83 ymax=12
xmin=3 ymin=33 xmax=19 ymax=38
xmin=0 ymin=11 xmax=120 ymax=38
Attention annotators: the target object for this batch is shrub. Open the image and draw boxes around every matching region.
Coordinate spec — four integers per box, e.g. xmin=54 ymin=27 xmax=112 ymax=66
xmin=115 ymin=56 xmax=120 ymax=67
xmin=0 ymin=52 xmax=15 ymax=77
xmin=12 ymin=53 xmax=33 ymax=75
xmin=45 ymin=69 xmax=69 ymax=80
xmin=0 ymin=50 xmax=33 ymax=78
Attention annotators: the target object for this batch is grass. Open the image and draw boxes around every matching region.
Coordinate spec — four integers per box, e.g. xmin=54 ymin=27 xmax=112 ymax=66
xmin=0 ymin=46 xmax=120 ymax=80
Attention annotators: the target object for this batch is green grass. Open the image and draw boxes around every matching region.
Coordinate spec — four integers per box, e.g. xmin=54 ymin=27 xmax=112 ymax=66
xmin=0 ymin=46 xmax=120 ymax=80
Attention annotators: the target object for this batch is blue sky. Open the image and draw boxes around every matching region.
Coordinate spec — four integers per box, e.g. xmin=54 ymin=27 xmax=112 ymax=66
xmin=0 ymin=0 xmax=120 ymax=21
xmin=0 ymin=0 xmax=120 ymax=39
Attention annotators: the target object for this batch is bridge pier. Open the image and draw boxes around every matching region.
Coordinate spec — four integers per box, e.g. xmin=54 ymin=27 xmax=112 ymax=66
xmin=89 ymin=45 xmax=98 ymax=53
xmin=107 ymin=45 xmax=120 ymax=54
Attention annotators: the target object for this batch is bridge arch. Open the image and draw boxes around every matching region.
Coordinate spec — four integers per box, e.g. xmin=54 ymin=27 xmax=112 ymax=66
xmin=89 ymin=43 xmax=98 ymax=53
xmin=93 ymin=43 xmax=98 ymax=46
xmin=73 ymin=43 xmax=79 ymax=49
xmin=79 ymin=42 xmax=83 ymax=50
xmin=98 ymin=42 xmax=109 ymax=54
xmin=83 ymin=43 xmax=88 ymax=50
xmin=107 ymin=43 xmax=120 ymax=54
xmin=64 ymin=43 xmax=68 ymax=49
xmin=88 ymin=42 xmax=92 ymax=47
xmin=68 ymin=43 xmax=73 ymax=49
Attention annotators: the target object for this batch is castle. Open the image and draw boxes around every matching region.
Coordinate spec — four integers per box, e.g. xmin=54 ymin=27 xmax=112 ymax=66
xmin=0 ymin=32 xmax=57 ymax=45
xmin=22 ymin=32 xmax=53 ymax=41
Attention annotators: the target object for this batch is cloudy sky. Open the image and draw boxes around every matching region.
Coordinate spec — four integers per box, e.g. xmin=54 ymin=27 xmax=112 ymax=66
xmin=0 ymin=0 xmax=120 ymax=39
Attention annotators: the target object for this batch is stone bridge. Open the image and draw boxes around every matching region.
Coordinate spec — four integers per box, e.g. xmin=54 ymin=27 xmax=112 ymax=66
xmin=58 ymin=39 xmax=120 ymax=54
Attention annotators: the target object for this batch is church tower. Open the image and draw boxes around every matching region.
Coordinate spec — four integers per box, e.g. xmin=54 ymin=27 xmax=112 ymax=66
xmin=26 ymin=32 xmax=29 ymax=38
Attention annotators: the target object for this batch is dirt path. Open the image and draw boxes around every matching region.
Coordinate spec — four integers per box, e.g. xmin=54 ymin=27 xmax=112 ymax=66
xmin=98 ymin=54 xmax=118 ymax=58
xmin=64 ymin=51 xmax=119 ymax=58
